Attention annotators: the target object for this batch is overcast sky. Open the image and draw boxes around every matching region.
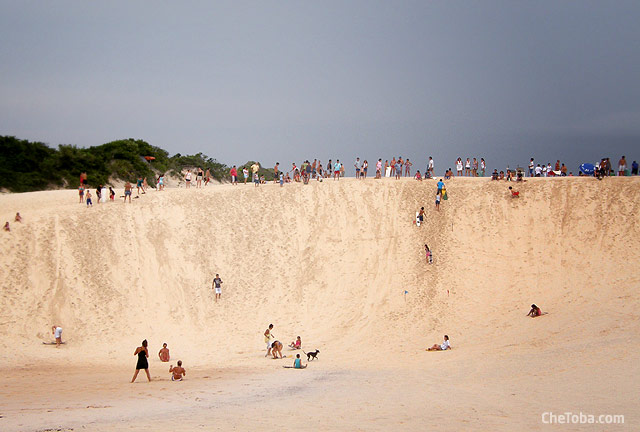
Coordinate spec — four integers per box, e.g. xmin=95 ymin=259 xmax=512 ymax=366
xmin=1 ymin=1 xmax=639 ymax=174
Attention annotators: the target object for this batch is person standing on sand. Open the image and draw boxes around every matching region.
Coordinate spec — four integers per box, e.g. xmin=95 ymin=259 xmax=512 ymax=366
xmin=395 ymin=160 xmax=402 ymax=180
xmin=109 ymin=187 xmax=116 ymax=201
xmin=251 ymin=162 xmax=260 ymax=180
xmin=159 ymin=343 xmax=170 ymax=362
xmin=95 ymin=185 xmax=102 ymax=203
xmin=529 ymin=158 xmax=535 ymax=177
xmin=354 ymin=157 xmax=361 ymax=179
xmin=274 ymin=162 xmax=280 ymax=183
xmin=243 ymin=167 xmax=249 ymax=184
xmin=618 ymin=156 xmax=627 ymax=176
xmin=85 ymin=190 xmax=93 ymax=207
xmin=124 ymin=182 xmax=133 ymax=203
xmin=265 ymin=324 xmax=274 ymax=357
xmin=131 ymin=339 xmax=151 ymax=382
xmin=184 ymin=170 xmax=192 ymax=188
xmin=196 ymin=168 xmax=204 ymax=188
xmin=428 ymin=157 xmax=434 ymax=178
xmin=212 ymin=274 xmax=223 ymax=302
xmin=205 ymin=169 xmax=211 ymax=186
xmin=78 ymin=184 xmax=85 ymax=203
xmin=376 ymin=159 xmax=382 ymax=179
xmin=169 ymin=361 xmax=186 ymax=381
xmin=52 ymin=325 xmax=63 ymax=347
xmin=480 ymin=158 xmax=486 ymax=177
xmin=435 ymin=191 xmax=441 ymax=210
xmin=230 ymin=165 xmax=238 ymax=185
xmin=334 ymin=160 xmax=341 ymax=180
xmin=456 ymin=158 xmax=463 ymax=176
xmin=404 ymin=159 xmax=412 ymax=177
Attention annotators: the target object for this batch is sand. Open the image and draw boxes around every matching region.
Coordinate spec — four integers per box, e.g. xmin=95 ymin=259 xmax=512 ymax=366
xmin=0 ymin=176 xmax=638 ymax=431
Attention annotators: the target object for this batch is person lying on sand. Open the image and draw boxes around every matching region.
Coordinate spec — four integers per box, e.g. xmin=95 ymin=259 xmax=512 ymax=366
xmin=289 ymin=336 xmax=301 ymax=349
xmin=159 ymin=343 xmax=170 ymax=362
xmin=527 ymin=304 xmax=542 ymax=317
xmin=271 ymin=341 xmax=283 ymax=359
xmin=427 ymin=335 xmax=451 ymax=351
xmin=509 ymin=186 xmax=519 ymax=198
xmin=169 ymin=361 xmax=186 ymax=381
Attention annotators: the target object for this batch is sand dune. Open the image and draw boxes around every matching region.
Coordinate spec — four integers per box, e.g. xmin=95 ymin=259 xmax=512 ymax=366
xmin=0 ymin=177 xmax=638 ymax=431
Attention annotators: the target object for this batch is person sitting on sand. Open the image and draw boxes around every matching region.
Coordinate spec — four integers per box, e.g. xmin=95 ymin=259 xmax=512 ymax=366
xmin=169 ymin=361 xmax=186 ymax=381
xmin=508 ymin=186 xmax=519 ymax=198
xmin=491 ymin=169 xmax=499 ymax=180
xmin=427 ymin=335 xmax=451 ymax=351
xmin=14 ymin=212 xmax=22 ymax=223
xmin=159 ymin=343 xmax=170 ymax=362
xmin=289 ymin=336 xmax=302 ymax=349
xmin=52 ymin=325 xmax=63 ymax=347
xmin=4 ymin=222 xmax=10 ymax=232
xmin=527 ymin=304 xmax=542 ymax=318
xmin=271 ymin=341 xmax=283 ymax=359
xmin=293 ymin=354 xmax=307 ymax=369
xmin=415 ymin=171 xmax=422 ymax=181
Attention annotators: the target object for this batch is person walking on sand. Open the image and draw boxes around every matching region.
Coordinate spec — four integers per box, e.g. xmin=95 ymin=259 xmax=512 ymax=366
xmin=196 ymin=168 xmax=204 ymax=188
xmin=136 ymin=176 xmax=144 ymax=195
xmin=169 ymin=361 xmax=186 ymax=381
xmin=265 ymin=324 xmax=274 ymax=357
xmin=212 ymin=274 xmax=223 ymax=302
xmin=159 ymin=343 xmax=170 ymax=362
xmin=425 ymin=244 xmax=433 ymax=264
xmin=435 ymin=191 xmax=441 ymax=210
xmin=52 ymin=325 xmax=63 ymax=347
xmin=205 ymin=168 xmax=211 ymax=186
xmin=131 ymin=339 xmax=151 ymax=382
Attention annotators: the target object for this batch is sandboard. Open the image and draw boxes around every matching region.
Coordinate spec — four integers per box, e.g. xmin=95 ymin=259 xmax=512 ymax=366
xmin=283 ymin=365 xmax=307 ymax=369
xmin=385 ymin=166 xmax=391 ymax=177
xmin=42 ymin=341 xmax=66 ymax=345
xmin=415 ymin=211 xmax=421 ymax=227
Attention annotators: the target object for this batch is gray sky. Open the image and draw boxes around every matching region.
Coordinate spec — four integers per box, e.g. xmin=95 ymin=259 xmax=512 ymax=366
xmin=1 ymin=1 xmax=639 ymax=174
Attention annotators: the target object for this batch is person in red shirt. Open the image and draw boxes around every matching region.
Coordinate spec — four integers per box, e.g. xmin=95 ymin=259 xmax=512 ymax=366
xmin=230 ymin=165 xmax=238 ymax=185
xmin=527 ymin=304 xmax=542 ymax=317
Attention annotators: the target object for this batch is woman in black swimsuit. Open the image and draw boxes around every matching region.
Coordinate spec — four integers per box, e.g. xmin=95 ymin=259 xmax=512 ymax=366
xmin=131 ymin=339 xmax=151 ymax=382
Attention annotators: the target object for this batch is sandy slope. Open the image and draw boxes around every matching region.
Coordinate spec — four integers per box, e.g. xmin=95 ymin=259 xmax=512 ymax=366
xmin=0 ymin=177 xmax=638 ymax=431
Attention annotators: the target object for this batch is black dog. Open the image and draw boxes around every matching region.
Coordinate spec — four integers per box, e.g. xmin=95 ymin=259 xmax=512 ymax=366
xmin=303 ymin=350 xmax=320 ymax=361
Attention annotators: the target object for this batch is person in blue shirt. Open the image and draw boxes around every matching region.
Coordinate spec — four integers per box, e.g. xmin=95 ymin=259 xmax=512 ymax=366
xmin=293 ymin=353 xmax=307 ymax=369
xmin=437 ymin=179 xmax=445 ymax=192
xmin=632 ymin=161 xmax=639 ymax=175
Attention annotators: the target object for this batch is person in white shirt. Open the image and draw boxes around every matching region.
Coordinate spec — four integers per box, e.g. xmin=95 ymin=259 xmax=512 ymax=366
xmin=427 ymin=335 xmax=451 ymax=351
xmin=52 ymin=325 xmax=63 ymax=348
xmin=428 ymin=157 xmax=434 ymax=178
xmin=535 ymin=164 xmax=542 ymax=177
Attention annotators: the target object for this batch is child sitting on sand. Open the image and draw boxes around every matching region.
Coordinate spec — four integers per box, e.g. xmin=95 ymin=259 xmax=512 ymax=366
xmin=289 ymin=336 xmax=302 ymax=349
xmin=415 ymin=171 xmax=422 ymax=181
xmin=293 ymin=354 xmax=307 ymax=369
xmin=527 ymin=304 xmax=542 ymax=317
xmin=427 ymin=335 xmax=450 ymax=351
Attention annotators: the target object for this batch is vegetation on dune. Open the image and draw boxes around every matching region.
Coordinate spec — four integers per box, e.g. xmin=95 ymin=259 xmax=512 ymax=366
xmin=0 ymin=136 xmax=233 ymax=192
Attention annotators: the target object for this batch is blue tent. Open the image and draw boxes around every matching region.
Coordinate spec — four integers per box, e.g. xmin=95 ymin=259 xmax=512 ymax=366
xmin=579 ymin=163 xmax=595 ymax=175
